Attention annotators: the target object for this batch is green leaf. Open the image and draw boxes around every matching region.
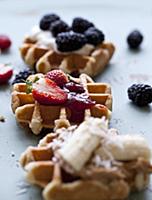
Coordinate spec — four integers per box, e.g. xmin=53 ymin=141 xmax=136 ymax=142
xmin=24 ymin=80 xmax=33 ymax=94
xmin=33 ymin=76 xmax=40 ymax=83
xmin=24 ymin=76 xmax=39 ymax=94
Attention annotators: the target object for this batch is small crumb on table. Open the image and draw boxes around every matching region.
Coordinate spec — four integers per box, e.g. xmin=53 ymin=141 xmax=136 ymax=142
xmin=0 ymin=115 xmax=5 ymax=122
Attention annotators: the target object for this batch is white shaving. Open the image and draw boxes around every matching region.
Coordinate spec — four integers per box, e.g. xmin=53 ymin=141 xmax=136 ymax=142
xmin=93 ymin=155 xmax=112 ymax=168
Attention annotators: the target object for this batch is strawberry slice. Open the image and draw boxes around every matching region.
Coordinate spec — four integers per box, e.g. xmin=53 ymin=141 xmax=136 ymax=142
xmin=0 ymin=64 xmax=13 ymax=84
xmin=32 ymin=78 xmax=67 ymax=105
xmin=45 ymin=70 xmax=69 ymax=87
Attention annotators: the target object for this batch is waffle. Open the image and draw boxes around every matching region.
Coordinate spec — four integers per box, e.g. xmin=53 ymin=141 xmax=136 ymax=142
xmin=20 ymin=38 xmax=115 ymax=77
xmin=20 ymin=117 xmax=152 ymax=200
xmin=11 ymin=73 xmax=112 ymax=134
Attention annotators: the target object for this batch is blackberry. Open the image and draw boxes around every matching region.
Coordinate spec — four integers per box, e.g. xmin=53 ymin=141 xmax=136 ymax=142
xmin=50 ymin=20 xmax=70 ymax=37
xmin=127 ymin=30 xmax=143 ymax=49
xmin=56 ymin=32 xmax=87 ymax=52
xmin=85 ymin=27 xmax=105 ymax=46
xmin=72 ymin=17 xmax=94 ymax=33
xmin=70 ymin=70 xmax=80 ymax=78
xmin=128 ymin=84 xmax=152 ymax=106
xmin=12 ymin=69 xmax=35 ymax=84
xmin=39 ymin=13 xmax=60 ymax=30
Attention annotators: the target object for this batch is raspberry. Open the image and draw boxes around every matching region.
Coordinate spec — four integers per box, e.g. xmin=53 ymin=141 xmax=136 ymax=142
xmin=84 ymin=27 xmax=105 ymax=46
xmin=39 ymin=13 xmax=60 ymax=30
xmin=50 ymin=20 xmax=70 ymax=37
xmin=0 ymin=35 xmax=11 ymax=51
xmin=72 ymin=17 xmax=94 ymax=33
xmin=45 ymin=70 xmax=69 ymax=87
xmin=56 ymin=32 xmax=87 ymax=52
xmin=128 ymin=84 xmax=152 ymax=106
xmin=12 ymin=69 xmax=35 ymax=84
xmin=127 ymin=30 xmax=143 ymax=49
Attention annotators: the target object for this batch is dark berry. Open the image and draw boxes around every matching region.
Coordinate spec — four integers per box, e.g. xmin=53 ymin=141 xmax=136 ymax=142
xmin=39 ymin=13 xmax=60 ymax=30
xmin=70 ymin=71 xmax=80 ymax=78
xmin=50 ymin=20 xmax=70 ymax=37
xmin=64 ymin=82 xmax=85 ymax=93
xmin=128 ymin=84 xmax=152 ymax=106
xmin=0 ymin=35 xmax=12 ymax=51
xmin=56 ymin=32 xmax=87 ymax=52
xmin=84 ymin=27 xmax=105 ymax=46
xmin=72 ymin=17 xmax=94 ymax=33
xmin=127 ymin=30 xmax=143 ymax=49
xmin=12 ymin=69 xmax=35 ymax=84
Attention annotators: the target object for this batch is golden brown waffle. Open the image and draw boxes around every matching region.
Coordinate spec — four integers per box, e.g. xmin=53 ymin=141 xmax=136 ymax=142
xmin=20 ymin=118 xmax=152 ymax=200
xmin=11 ymin=73 xmax=112 ymax=134
xmin=20 ymin=38 xmax=115 ymax=77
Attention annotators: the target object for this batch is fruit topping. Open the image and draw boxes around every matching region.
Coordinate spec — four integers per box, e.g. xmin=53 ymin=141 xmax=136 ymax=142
xmin=67 ymin=93 xmax=95 ymax=110
xmin=85 ymin=27 xmax=105 ymax=46
xmin=50 ymin=20 xmax=70 ymax=37
xmin=12 ymin=69 xmax=35 ymax=84
xmin=66 ymin=93 xmax=95 ymax=122
xmin=64 ymin=82 xmax=85 ymax=93
xmin=70 ymin=71 xmax=80 ymax=78
xmin=39 ymin=13 xmax=60 ymax=30
xmin=72 ymin=17 xmax=94 ymax=33
xmin=128 ymin=84 xmax=152 ymax=106
xmin=32 ymin=78 xmax=67 ymax=105
xmin=45 ymin=70 xmax=69 ymax=87
xmin=127 ymin=30 xmax=143 ymax=49
xmin=56 ymin=32 xmax=87 ymax=52
xmin=0 ymin=35 xmax=12 ymax=51
xmin=0 ymin=64 xmax=13 ymax=84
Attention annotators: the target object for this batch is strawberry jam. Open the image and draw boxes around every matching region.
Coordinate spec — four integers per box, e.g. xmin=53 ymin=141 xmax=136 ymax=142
xmin=64 ymin=82 xmax=85 ymax=93
xmin=65 ymin=92 xmax=95 ymax=123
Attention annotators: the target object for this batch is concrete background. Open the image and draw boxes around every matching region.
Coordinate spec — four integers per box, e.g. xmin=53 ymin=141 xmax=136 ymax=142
xmin=0 ymin=0 xmax=152 ymax=199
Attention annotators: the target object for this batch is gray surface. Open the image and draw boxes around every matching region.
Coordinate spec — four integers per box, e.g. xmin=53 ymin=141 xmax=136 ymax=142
xmin=0 ymin=0 xmax=152 ymax=199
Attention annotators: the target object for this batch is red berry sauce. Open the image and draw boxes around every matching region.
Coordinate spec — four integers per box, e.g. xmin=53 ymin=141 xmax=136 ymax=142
xmin=65 ymin=92 xmax=95 ymax=123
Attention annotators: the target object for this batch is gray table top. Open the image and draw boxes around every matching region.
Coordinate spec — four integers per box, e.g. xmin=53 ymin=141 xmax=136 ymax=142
xmin=0 ymin=0 xmax=152 ymax=199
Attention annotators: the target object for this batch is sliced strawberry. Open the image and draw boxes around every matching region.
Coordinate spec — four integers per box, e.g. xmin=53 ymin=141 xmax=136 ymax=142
xmin=45 ymin=70 xmax=69 ymax=87
xmin=0 ymin=64 xmax=13 ymax=84
xmin=32 ymin=78 xmax=67 ymax=105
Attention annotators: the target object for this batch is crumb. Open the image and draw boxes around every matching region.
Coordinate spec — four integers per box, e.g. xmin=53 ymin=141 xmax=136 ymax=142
xmin=0 ymin=115 xmax=5 ymax=122
xmin=16 ymin=188 xmax=27 ymax=195
xmin=11 ymin=151 xmax=15 ymax=157
xmin=16 ymin=160 xmax=20 ymax=168
xmin=16 ymin=180 xmax=30 ymax=195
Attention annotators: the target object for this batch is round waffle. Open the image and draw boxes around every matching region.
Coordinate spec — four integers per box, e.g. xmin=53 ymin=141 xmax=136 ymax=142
xmin=11 ymin=73 xmax=112 ymax=134
xmin=20 ymin=34 xmax=115 ymax=77
xmin=20 ymin=118 xmax=152 ymax=200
